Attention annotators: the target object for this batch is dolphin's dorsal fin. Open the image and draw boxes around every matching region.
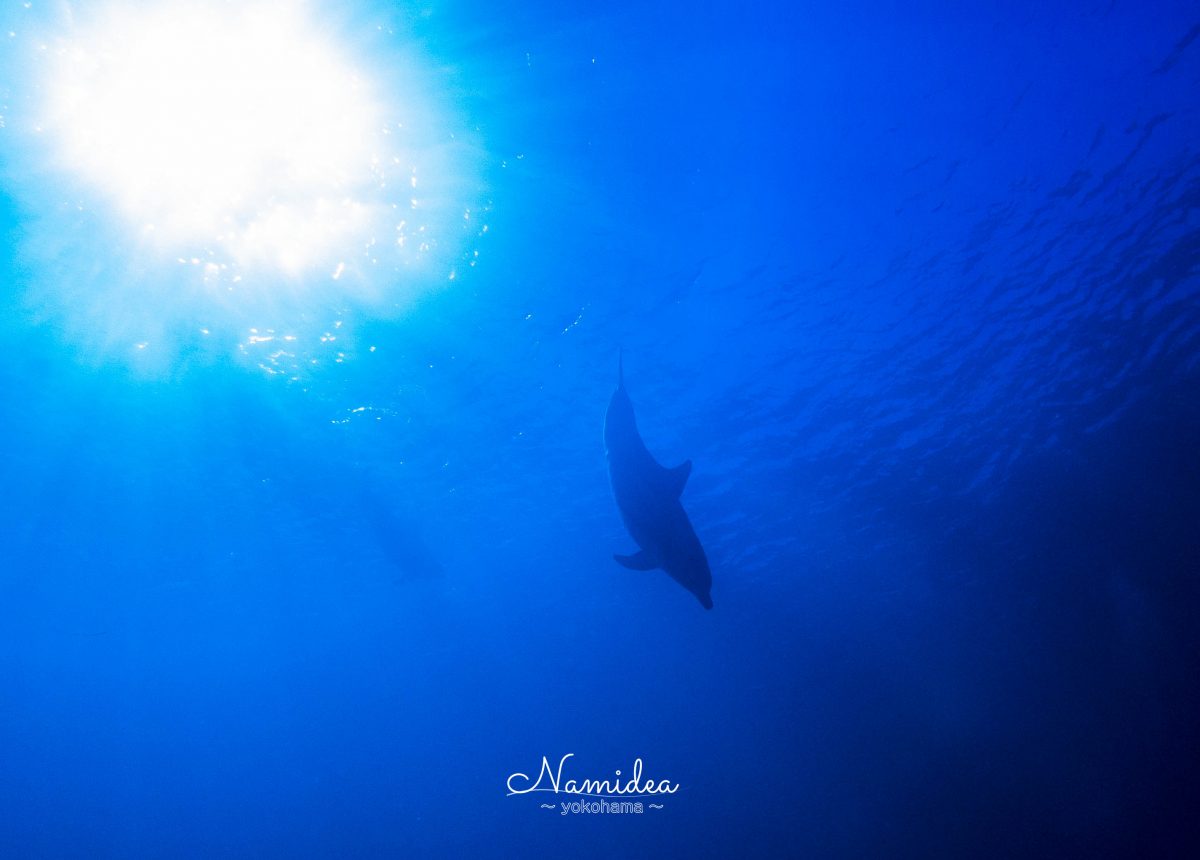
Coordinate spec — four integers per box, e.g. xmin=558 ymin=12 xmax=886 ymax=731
xmin=665 ymin=459 xmax=692 ymax=497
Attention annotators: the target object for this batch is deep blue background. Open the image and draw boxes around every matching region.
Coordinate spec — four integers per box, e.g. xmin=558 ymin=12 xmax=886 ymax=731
xmin=2 ymin=0 xmax=1199 ymax=856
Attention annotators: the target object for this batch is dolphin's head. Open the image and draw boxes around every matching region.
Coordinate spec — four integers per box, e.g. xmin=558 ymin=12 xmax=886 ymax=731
xmin=692 ymin=560 xmax=714 ymax=609
xmin=668 ymin=546 xmax=713 ymax=610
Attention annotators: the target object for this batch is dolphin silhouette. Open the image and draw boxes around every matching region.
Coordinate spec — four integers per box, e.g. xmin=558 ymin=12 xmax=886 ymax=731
xmin=604 ymin=352 xmax=713 ymax=609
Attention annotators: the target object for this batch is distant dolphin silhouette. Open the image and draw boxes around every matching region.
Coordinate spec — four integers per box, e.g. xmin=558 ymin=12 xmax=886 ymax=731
xmin=605 ymin=352 xmax=713 ymax=609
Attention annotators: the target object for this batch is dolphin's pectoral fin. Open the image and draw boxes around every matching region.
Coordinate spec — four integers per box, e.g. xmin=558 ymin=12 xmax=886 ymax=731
xmin=614 ymin=551 xmax=658 ymax=571
xmin=664 ymin=460 xmax=692 ymax=497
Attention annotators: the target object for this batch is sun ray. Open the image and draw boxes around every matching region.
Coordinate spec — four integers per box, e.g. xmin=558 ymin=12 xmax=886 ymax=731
xmin=3 ymin=0 xmax=484 ymax=373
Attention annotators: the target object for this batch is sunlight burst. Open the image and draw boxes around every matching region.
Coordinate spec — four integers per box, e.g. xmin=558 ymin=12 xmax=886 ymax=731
xmin=44 ymin=1 xmax=393 ymax=273
xmin=3 ymin=0 xmax=483 ymax=372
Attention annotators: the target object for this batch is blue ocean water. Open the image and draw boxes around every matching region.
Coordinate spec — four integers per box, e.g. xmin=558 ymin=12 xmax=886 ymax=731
xmin=1 ymin=0 xmax=1199 ymax=856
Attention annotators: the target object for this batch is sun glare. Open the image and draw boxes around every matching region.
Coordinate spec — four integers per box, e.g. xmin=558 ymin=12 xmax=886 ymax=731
xmin=2 ymin=0 xmax=483 ymax=372
xmin=44 ymin=2 xmax=387 ymax=272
